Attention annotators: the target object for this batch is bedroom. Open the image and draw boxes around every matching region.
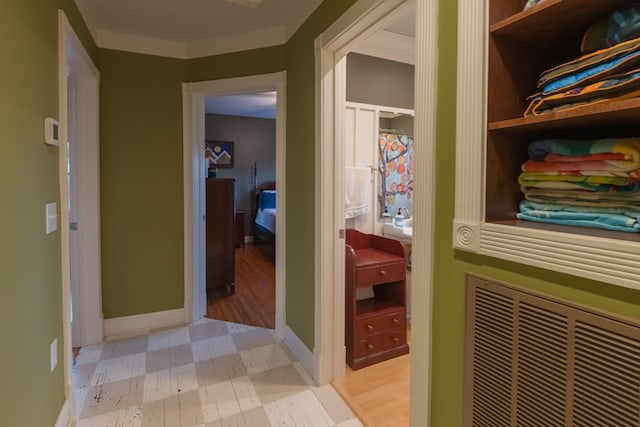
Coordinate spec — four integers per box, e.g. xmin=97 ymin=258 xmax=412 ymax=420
xmin=203 ymin=95 xmax=277 ymax=330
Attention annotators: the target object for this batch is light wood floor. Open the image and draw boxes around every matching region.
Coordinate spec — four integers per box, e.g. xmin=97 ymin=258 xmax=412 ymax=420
xmin=207 ymin=241 xmax=410 ymax=427
xmin=332 ymin=333 xmax=410 ymax=427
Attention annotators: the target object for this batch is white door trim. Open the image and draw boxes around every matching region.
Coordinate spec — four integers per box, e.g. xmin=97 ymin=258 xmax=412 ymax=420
xmin=182 ymin=72 xmax=287 ymax=339
xmin=315 ymin=0 xmax=438 ymax=424
xmin=58 ymin=8 xmax=102 ymax=415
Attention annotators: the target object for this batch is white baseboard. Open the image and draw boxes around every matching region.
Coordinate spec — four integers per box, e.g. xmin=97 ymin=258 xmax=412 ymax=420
xmin=284 ymin=325 xmax=316 ymax=383
xmin=104 ymin=308 xmax=186 ymax=341
xmin=54 ymin=399 xmax=70 ymax=427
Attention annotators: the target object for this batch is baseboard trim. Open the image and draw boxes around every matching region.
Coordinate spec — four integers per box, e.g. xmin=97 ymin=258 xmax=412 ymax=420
xmin=284 ymin=325 xmax=316 ymax=383
xmin=104 ymin=308 xmax=186 ymax=341
xmin=54 ymin=399 xmax=70 ymax=427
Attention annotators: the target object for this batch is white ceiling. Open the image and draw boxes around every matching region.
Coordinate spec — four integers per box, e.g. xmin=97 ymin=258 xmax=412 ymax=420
xmin=74 ymin=0 xmax=323 ymax=58
xmin=205 ymin=92 xmax=277 ymax=119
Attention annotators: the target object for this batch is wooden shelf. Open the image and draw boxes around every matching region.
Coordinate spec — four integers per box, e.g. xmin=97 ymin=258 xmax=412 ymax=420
xmin=485 ymin=0 xmax=640 ymax=236
xmin=490 ymin=0 xmax=630 ymax=46
xmin=488 ymin=98 xmax=640 ymax=135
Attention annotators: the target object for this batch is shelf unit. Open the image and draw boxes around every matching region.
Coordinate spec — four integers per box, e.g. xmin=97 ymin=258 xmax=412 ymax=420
xmin=344 ymin=229 xmax=409 ymax=370
xmin=453 ymin=0 xmax=640 ymax=290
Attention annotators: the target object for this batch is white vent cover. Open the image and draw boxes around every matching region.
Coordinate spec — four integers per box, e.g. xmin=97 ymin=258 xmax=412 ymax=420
xmin=465 ymin=274 xmax=640 ymax=426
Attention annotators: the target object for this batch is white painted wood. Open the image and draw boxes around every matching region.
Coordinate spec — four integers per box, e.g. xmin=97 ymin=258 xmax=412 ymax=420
xmin=352 ymin=29 xmax=415 ymax=65
xmin=54 ymin=398 xmax=70 ymax=427
xmin=318 ymin=0 xmax=436 ymax=424
xmin=96 ymin=27 xmax=287 ymax=60
xmin=479 ymin=223 xmax=640 ymax=290
xmin=58 ymin=11 xmax=102 ymax=419
xmin=453 ymin=0 xmax=487 ymax=248
xmin=182 ymin=72 xmax=287 ymax=338
xmin=103 ymin=308 xmax=186 ymax=341
xmin=284 ymin=325 xmax=316 ymax=384
xmin=410 ymin=1 xmax=438 ymax=425
xmin=454 ymin=0 xmax=640 ymax=291
xmin=316 ymin=8 xmax=437 ymax=427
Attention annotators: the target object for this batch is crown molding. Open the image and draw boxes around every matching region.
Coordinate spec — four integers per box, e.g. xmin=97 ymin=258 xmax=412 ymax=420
xmin=96 ymin=26 xmax=286 ymax=59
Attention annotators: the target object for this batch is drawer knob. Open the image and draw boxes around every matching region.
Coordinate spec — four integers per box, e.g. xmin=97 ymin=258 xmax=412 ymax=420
xmin=367 ymin=343 xmax=374 ymax=351
xmin=378 ymin=270 xmax=387 ymax=276
xmin=392 ymin=318 xmax=399 ymax=325
xmin=366 ymin=324 xmax=374 ymax=330
xmin=391 ymin=336 xmax=400 ymax=343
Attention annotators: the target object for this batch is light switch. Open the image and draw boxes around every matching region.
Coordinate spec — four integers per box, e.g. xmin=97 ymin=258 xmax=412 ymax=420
xmin=46 ymin=203 xmax=57 ymax=234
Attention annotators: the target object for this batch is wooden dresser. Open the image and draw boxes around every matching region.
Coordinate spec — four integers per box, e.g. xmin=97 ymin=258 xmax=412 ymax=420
xmin=345 ymin=229 xmax=409 ymax=370
xmin=206 ymin=178 xmax=235 ymax=295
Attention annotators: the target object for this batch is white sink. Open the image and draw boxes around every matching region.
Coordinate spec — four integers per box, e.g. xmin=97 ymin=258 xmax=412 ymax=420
xmin=382 ymin=218 xmax=412 ymax=243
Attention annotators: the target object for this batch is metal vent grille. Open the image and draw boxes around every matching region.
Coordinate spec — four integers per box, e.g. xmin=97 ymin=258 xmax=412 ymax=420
xmin=465 ymin=274 xmax=640 ymax=427
xmin=471 ymin=288 xmax=513 ymax=426
xmin=573 ymin=321 xmax=640 ymax=426
xmin=516 ymin=302 xmax=568 ymax=426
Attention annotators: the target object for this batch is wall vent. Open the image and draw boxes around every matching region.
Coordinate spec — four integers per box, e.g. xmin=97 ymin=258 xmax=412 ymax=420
xmin=464 ymin=274 xmax=640 ymax=427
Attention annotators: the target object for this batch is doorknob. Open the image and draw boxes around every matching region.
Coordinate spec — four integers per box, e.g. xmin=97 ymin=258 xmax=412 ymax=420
xmin=70 ymin=222 xmax=78 ymax=231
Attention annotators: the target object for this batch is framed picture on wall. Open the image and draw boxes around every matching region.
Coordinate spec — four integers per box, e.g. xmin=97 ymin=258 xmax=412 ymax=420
xmin=205 ymin=140 xmax=234 ymax=168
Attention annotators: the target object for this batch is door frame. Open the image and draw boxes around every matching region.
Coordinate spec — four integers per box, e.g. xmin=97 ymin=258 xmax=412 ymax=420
xmin=315 ymin=0 xmax=438 ymax=423
xmin=58 ymin=8 xmax=102 ymax=406
xmin=182 ymin=72 xmax=286 ymax=339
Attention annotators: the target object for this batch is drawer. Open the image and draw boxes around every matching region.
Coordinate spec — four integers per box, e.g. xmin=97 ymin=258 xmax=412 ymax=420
xmin=354 ymin=334 xmax=384 ymax=359
xmin=356 ymin=311 xmax=406 ymax=337
xmin=382 ymin=329 xmax=407 ymax=350
xmin=356 ymin=261 xmax=405 ymax=286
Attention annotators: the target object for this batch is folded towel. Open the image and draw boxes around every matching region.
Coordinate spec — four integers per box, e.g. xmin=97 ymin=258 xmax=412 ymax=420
xmin=517 ymin=200 xmax=640 ymax=232
xmin=525 ymin=194 xmax=640 ymax=210
xmin=519 ymin=176 xmax=640 ymax=192
xmin=523 ymin=187 xmax=640 ymax=202
xmin=345 ymin=167 xmax=371 ymax=219
xmin=520 ymin=199 xmax=640 ymax=220
xmin=522 ymin=138 xmax=640 ymax=174
xmin=518 ymin=172 xmax=634 ymax=187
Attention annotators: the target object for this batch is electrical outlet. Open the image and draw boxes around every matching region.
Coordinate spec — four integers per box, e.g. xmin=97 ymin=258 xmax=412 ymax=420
xmin=50 ymin=339 xmax=57 ymax=372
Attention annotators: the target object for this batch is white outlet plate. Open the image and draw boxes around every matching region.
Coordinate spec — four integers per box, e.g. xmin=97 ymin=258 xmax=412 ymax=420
xmin=50 ymin=338 xmax=57 ymax=372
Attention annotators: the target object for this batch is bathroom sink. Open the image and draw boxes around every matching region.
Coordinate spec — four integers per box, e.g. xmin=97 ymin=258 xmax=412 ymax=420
xmin=382 ymin=218 xmax=412 ymax=243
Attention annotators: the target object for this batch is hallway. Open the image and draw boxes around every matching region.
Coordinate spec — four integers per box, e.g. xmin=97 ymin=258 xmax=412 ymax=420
xmin=71 ymin=318 xmax=362 ymax=426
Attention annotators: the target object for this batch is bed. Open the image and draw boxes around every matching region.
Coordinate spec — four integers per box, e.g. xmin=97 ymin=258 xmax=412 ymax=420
xmin=251 ymin=162 xmax=276 ymax=243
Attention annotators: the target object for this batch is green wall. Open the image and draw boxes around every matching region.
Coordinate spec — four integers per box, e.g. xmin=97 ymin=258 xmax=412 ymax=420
xmin=98 ymin=46 xmax=287 ymax=318
xmin=98 ymin=49 xmax=186 ymax=317
xmin=0 ymin=1 xmax=95 ymax=425
xmin=283 ymin=0 xmax=358 ymax=350
xmin=429 ymin=1 xmax=640 ymax=425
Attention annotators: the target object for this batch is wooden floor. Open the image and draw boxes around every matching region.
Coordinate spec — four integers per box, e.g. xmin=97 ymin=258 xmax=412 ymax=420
xmin=332 ymin=331 xmax=411 ymax=427
xmin=206 ymin=242 xmax=276 ymax=329
xmin=206 ymin=241 xmax=410 ymax=427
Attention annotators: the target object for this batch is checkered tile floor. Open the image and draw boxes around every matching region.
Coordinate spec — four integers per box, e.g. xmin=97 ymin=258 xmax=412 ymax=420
xmin=71 ymin=318 xmax=362 ymax=426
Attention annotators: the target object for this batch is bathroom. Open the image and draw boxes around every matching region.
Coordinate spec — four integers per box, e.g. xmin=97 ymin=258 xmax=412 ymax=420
xmin=344 ymin=51 xmax=415 ymax=324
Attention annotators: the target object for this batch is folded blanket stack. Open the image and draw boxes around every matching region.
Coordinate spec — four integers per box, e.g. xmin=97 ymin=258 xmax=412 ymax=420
xmin=524 ymin=5 xmax=640 ymax=116
xmin=517 ymin=138 xmax=640 ymax=232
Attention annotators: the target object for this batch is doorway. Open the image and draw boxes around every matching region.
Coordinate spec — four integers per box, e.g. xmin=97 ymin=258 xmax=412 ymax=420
xmin=316 ymin=0 xmax=438 ymax=424
xmin=182 ymin=72 xmax=286 ymax=340
xmin=203 ymin=92 xmax=277 ymax=329
xmin=58 ymin=10 xmax=102 ymax=415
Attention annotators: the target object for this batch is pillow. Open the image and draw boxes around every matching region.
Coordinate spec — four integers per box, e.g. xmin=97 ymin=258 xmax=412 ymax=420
xmin=260 ymin=190 xmax=276 ymax=209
